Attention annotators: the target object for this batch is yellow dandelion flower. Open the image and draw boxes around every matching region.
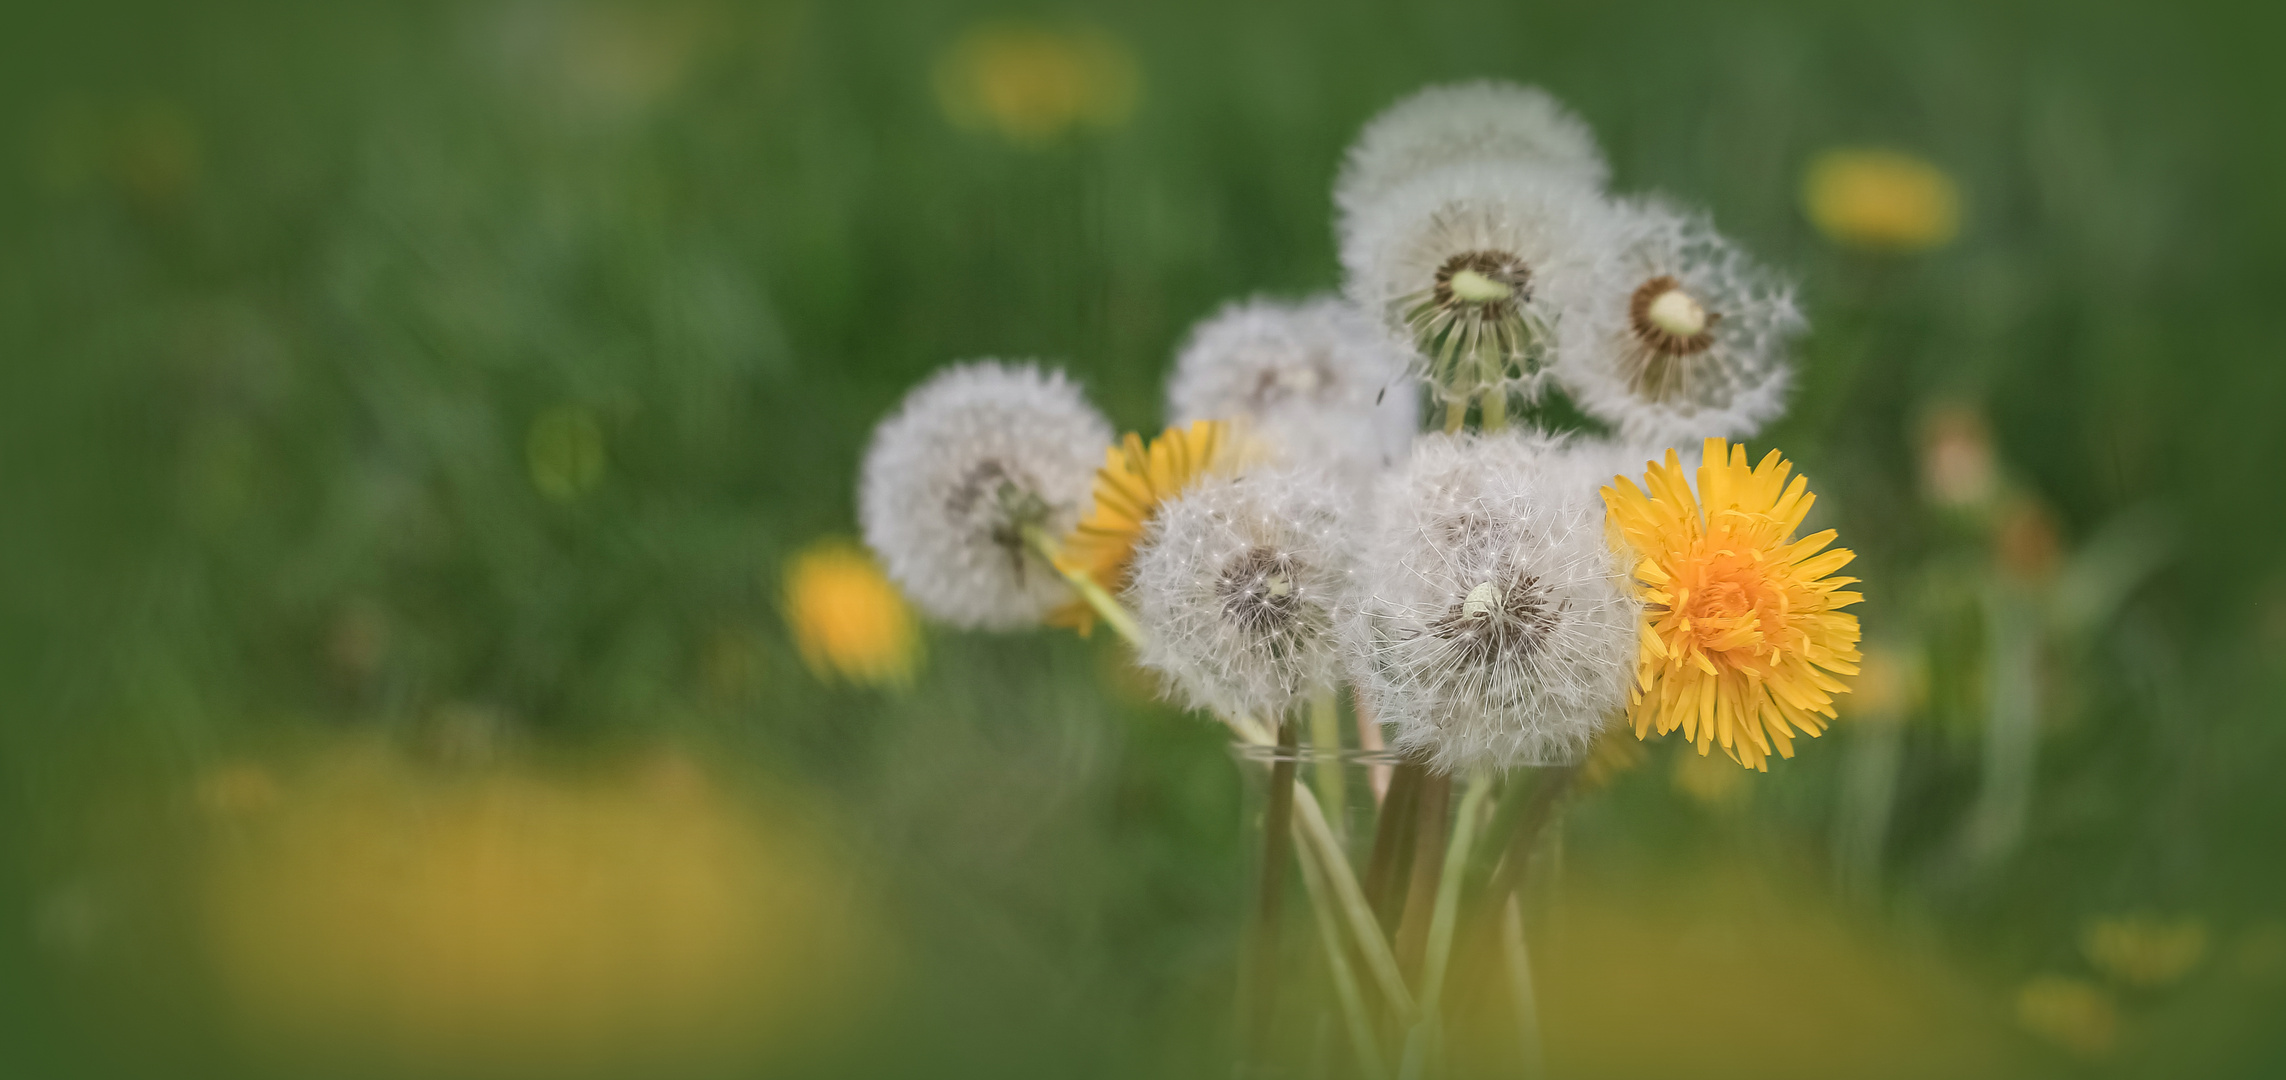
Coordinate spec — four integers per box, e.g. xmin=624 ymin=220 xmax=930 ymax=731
xmin=1802 ymin=148 xmax=1960 ymax=252
xmin=2081 ymin=915 xmax=2208 ymax=989
xmin=783 ymin=541 xmax=921 ymax=687
xmin=932 ymin=22 xmax=1139 ymax=144
xmin=2014 ymin=975 xmax=2118 ymax=1059
xmin=1051 ymin=419 xmax=1239 ymax=634
xmin=1601 ymin=438 xmax=1864 ymax=770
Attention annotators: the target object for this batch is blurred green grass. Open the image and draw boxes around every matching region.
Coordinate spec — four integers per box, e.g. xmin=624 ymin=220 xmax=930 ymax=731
xmin=2 ymin=0 xmax=2283 ymax=1077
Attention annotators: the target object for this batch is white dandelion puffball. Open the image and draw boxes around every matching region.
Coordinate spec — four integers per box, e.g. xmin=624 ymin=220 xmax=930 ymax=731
xmin=1340 ymin=161 xmax=1616 ymax=408
xmin=1553 ymin=197 xmax=1803 ymax=444
xmin=1128 ymin=465 xmax=1357 ymax=723
xmin=860 ymin=361 xmax=1111 ymax=629
xmin=1348 ymin=432 xmax=1638 ymax=773
xmin=1165 ymin=296 xmax=1418 ymax=480
xmin=1335 ymin=81 xmax=1608 ymax=229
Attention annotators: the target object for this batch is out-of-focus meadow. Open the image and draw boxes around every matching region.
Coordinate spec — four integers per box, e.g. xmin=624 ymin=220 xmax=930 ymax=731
xmin=3 ymin=1 xmax=2282 ymax=1077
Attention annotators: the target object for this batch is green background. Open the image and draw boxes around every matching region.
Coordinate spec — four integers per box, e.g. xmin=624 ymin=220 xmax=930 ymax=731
xmin=2 ymin=0 xmax=2281 ymax=1076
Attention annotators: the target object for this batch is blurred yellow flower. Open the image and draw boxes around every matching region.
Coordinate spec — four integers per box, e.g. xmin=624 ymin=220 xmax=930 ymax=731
xmin=783 ymin=541 xmax=921 ymax=687
xmin=1602 ymin=438 xmax=1864 ymax=770
xmin=200 ymin=744 xmax=882 ymax=1073
xmin=1803 ymin=149 xmax=1960 ymax=252
xmin=2015 ymin=975 xmax=2118 ymax=1059
xmin=933 ymin=22 xmax=1139 ymax=144
xmin=1579 ymin=718 xmax=1647 ymax=790
xmin=1841 ymin=642 xmax=1922 ymax=724
xmin=527 ymin=404 xmax=606 ymax=501
xmin=2082 ymin=915 xmax=2208 ymax=988
xmin=1671 ymin=745 xmax=1749 ymax=806
xmin=1052 ymin=420 xmax=1239 ymax=634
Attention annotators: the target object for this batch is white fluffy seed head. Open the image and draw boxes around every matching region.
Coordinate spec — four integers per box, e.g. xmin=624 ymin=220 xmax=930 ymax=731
xmin=1165 ymin=296 xmax=1419 ymax=483
xmin=859 ymin=361 xmax=1111 ymax=630
xmin=1347 ymin=432 xmax=1638 ymax=773
xmin=1553 ymin=196 xmax=1804 ymax=444
xmin=1128 ymin=464 xmax=1357 ymax=723
xmin=1335 ymin=81 xmax=1608 ymax=232
xmin=1340 ymin=161 xmax=1617 ymax=409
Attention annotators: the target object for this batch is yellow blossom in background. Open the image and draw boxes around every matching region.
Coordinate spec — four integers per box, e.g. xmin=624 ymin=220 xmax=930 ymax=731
xmin=1803 ymin=148 xmax=1960 ymax=252
xmin=2015 ymin=975 xmax=2118 ymax=1059
xmin=1602 ymin=438 xmax=1864 ymax=770
xmin=1671 ymin=744 xmax=1749 ymax=806
xmin=1840 ymin=642 xmax=1922 ymax=724
xmin=933 ymin=22 xmax=1139 ymax=144
xmin=1578 ymin=715 xmax=1646 ymax=791
xmin=199 ymin=743 xmax=883 ymax=1073
xmin=1053 ymin=419 xmax=1239 ymax=634
xmin=783 ymin=541 xmax=921 ymax=687
xmin=2081 ymin=915 xmax=2208 ymax=988
xmin=527 ymin=404 xmax=606 ymax=501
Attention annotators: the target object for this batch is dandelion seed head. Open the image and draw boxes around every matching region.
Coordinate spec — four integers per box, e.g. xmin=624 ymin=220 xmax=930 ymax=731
xmin=860 ymin=360 xmax=1110 ymax=629
xmin=1128 ymin=465 xmax=1357 ymax=722
xmin=1348 ymin=432 xmax=1638 ymax=773
xmin=1336 ymin=81 xmax=1607 ymax=229
xmin=1166 ymin=296 xmax=1418 ymax=482
xmin=1341 ymin=162 xmax=1614 ymax=409
xmin=1556 ymin=197 xmax=1801 ymax=444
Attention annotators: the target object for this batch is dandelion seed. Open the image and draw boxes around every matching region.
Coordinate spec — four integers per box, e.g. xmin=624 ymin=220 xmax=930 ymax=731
xmin=1802 ymin=148 xmax=1959 ymax=252
xmin=1165 ymin=296 xmax=1417 ymax=482
xmin=1555 ymin=198 xmax=1802 ymax=443
xmin=1341 ymin=162 xmax=1612 ymax=417
xmin=783 ymin=540 xmax=922 ymax=687
xmin=1602 ymin=438 xmax=1864 ymax=770
xmin=1335 ymin=81 xmax=1606 ymax=229
xmin=1052 ymin=419 xmax=1243 ymax=633
xmin=1349 ymin=433 xmax=1638 ymax=773
xmin=859 ymin=361 xmax=1111 ymax=630
xmin=1128 ymin=465 xmax=1356 ymax=721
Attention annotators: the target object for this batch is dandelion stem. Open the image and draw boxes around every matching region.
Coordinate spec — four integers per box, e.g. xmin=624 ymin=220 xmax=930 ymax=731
xmin=1499 ymin=894 xmax=1546 ymax=1080
xmin=1397 ymin=772 xmax=1491 ymax=1080
xmin=1292 ymin=810 xmax=1391 ymax=1080
xmin=1389 ymin=773 xmax=1481 ymax=1080
xmin=1291 ymin=781 xmax=1417 ymax=1021
xmin=1309 ymin=691 xmax=1348 ymax=846
xmin=1020 ymin=524 xmax=1147 ymax=647
xmin=1362 ymin=761 xmax=1426 ymax=934
xmin=1442 ymin=396 xmax=1468 ymax=434
xmin=1393 ymin=772 xmax=1453 ymax=977
xmin=1242 ymin=721 xmax=1300 ymax=1071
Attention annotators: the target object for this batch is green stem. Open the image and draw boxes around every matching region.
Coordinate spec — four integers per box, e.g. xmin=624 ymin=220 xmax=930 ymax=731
xmin=1291 ymin=782 xmax=1417 ymax=1021
xmin=1499 ymin=894 xmax=1546 ymax=1080
xmin=1020 ymin=524 xmax=1147 ymax=647
xmin=1393 ymin=772 xmax=1453 ymax=978
xmin=1397 ymin=773 xmax=1493 ymax=1080
xmin=1242 ymin=721 xmax=1300 ymax=1070
xmin=1292 ymin=810 xmax=1391 ymax=1080
xmin=1362 ymin=761 xmax=1426 ymax=935
xmin=1309 ymin=690 xmax=1348 ymax=847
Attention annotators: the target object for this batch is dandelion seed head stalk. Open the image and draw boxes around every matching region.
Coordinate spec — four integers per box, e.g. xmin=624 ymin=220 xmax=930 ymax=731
xmin=1129 ymin=465 xmax=1357 ymax=722
xmin=1166 ymin=296 xmax=1419 ymax=484
xmin=1342 ymin=162 xmax=1612 ymax=418
xmin=1349 ymin=433 xmax=1638 ymax=773
xmin=1556 ymin=198 xmax=1802 ymax=444
xmin=860 ymin=361 xmax=1111 ymax=629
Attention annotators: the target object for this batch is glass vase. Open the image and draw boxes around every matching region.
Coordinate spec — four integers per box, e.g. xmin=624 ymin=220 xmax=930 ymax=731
xmin=1232 ymin=734 xmax=1571 ymax=1080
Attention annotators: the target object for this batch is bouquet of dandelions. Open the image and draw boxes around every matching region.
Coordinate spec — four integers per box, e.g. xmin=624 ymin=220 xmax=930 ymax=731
xmin=859 ymin=82 xmax=1862 ymax=1078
